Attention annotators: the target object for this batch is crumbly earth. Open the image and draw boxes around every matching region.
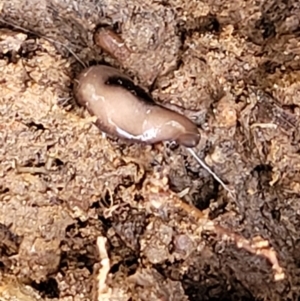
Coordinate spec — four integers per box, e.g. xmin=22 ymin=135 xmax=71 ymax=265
xmin=0 ymin=0 xmax=300 ymax=300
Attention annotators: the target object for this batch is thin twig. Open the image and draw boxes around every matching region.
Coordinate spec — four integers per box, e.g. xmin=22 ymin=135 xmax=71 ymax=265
xmin=0 ymin=17 xmax=86 ymax=67
xmin=186 ymin=147 xmax=236 ymax=200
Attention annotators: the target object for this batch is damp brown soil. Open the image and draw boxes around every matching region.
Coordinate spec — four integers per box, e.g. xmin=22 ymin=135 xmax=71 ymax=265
xmin=1 ymin=1 xmax=300 ymax=300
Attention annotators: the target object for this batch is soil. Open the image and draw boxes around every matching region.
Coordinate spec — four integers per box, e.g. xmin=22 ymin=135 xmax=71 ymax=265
xmin=0 ymin=0 xmax=300 ymax=300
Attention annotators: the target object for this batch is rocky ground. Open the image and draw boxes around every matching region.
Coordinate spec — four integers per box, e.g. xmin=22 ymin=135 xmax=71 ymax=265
xmin=1 ymin=0 xmax=300 ymax=300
